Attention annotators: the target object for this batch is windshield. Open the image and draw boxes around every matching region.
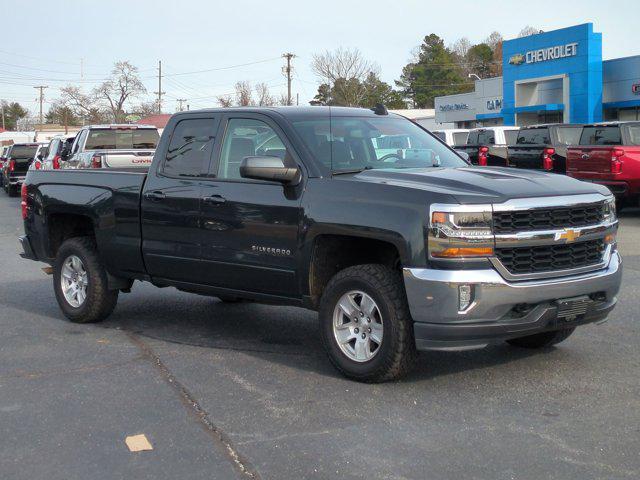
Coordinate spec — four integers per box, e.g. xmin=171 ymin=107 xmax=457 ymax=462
xmin=85 ymin=128 xmax=159 ymax=150
xmin=555 ymin=126 xmax=582 ymax=146
xmin=516 ymin=128 xmax=550 ymax=145
xmin=292 ymin=116 xmax=467 ymax=173
xmin=625 ymin=125 xmax=640 ymax=145
xmin=9 ymin=145 xmax=38 ymax=159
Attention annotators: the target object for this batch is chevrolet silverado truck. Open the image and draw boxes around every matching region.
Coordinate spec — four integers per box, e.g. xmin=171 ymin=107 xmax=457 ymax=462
xmin=567 ymin=121 xmax=640 ymax=208
xmin=19 ymin=107 xmax=622 ymax=382
xmin=64 ymin=124 xmax=159 ymax=169
xmin=507 ymin=123 xmax=583 ymax=173
xmin=2 ymin=142 xmax=43 ymax=196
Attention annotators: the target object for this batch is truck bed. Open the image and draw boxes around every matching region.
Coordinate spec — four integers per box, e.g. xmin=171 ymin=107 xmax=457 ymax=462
xmin=23 ymin=169 xmax=148 ymax=278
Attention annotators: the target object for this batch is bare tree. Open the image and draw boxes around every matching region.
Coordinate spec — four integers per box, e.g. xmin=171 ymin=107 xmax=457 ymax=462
xmin=217 ymin=95 xmax=233 ymax=108
xmin=484 ymin=31 xmax=503 ymax=50
xmin=451 ymin=37 xmax=472 ymax=58
xmin=94 ymin=61 xmax=147 ymax=122
xmin=518 ymin=26 xmax=542 ymax=38
xmin=277 ymin=93 xmax=291 ymax=106
xmin=234 ymin=81 xmax=254 ymax=106
xmin=255 ymin=83 xmax=276 ymax=106
xmin=132 ymin=101 xmax=160 ymax=118
xmin=311 ymin=47 xmax=378 ymax=84
xmin=311 ymin=47 xmax=378 ymax=107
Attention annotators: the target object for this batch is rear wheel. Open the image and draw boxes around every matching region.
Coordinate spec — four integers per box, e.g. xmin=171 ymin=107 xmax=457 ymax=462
xmin=53 ymin=237 xmax=118 ymax=323
xmin=506 ymin=327 xmax=575 ymax=349
xmin=319 ymin=264 xmax=416 ymax=382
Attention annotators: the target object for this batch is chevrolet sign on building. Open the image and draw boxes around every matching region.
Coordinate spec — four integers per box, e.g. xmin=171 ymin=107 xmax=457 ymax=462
xmin=510 ymin=43 xmax=578 ymax=66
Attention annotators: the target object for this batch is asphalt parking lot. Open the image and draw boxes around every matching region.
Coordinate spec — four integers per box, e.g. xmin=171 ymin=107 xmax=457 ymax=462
xmin=1 ymin=192 xmax=639 ymax=480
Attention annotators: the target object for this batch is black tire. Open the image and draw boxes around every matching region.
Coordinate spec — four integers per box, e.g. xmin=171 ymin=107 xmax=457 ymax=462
xmin=319 ymin=264 xmax=417 ymax=383
xmin=506 ymin=327 xmax=576 ymax=349
xmin=53 ymin=237 xmax=119 ymax=323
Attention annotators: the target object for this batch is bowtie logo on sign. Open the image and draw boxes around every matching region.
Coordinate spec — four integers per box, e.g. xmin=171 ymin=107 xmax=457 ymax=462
xmin=509 ymin=43 xmax=579 ymax=66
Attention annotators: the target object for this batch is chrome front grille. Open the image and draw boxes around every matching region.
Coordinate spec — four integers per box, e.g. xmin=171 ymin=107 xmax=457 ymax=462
xmin=493 ymin=203 xmax=604 ymax=234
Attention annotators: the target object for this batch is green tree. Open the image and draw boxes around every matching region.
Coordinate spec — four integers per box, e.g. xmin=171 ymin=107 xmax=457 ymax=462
xmin=361 ymin=72 xmax=406 ymax=109
xmin=45 ymin=104 xmax=79 ymax=126
xmin=396 ymin=34 xmax=470 ymax=108
xmin=1 ymin=101 xmax=29 ymax=130
xmin=466 ymin=43 xmax=494 ymax=79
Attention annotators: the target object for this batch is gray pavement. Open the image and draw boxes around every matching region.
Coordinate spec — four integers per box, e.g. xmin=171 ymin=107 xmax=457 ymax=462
xmin=0 ymin=192 xmax=638 ymax=480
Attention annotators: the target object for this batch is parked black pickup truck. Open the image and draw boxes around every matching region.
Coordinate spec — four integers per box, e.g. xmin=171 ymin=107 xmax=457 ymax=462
xmin=507 ymin=124 xmax=583 ymax=173
xmin=20 ymin=107 xmax=622 ymax=382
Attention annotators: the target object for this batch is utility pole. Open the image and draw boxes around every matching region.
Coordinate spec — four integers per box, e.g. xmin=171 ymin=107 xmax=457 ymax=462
xmin=34 ymin=86 xmax=48 ymax=127
xmin=154 ymin=60 xmax=165 ymax=114
xmin=80 ymin=58 xmax=84 ymax=79
xmin=176 ymin=99 xmax=187 ymax=112
xmin=282 ymin=53 xmax=295 ymax=106
xmin=1 ymin=102 xmax=5 ymax=130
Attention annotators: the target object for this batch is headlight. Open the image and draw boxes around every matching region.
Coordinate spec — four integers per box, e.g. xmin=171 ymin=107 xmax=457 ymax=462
xmin=428 ymin=206 xmax=494 ymax=259
xmin=603 ymin=197 xmax=616 ymax=223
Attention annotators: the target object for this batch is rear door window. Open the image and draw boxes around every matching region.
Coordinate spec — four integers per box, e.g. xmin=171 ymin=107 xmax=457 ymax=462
xmin=163 ymin=118 xmax=217 ymax=177
xmin=477 ymin=130 xmax=495 ymax=145
xmin=453 ymin=132 xmax=468 ymax=146
xmin=432 ymin=131 xmax=446 ymax=142
xmin=516 ymin=128 xmax=550 ymax=145
xmin=579 ymin=126 xmax=622 ymax=145
xmin=555 ymin=126 xmax=582 ymax=146
xmin=85 ymin=128 xmax=159 ymax=150
xmin=504 ymin=130 xmax=519 ymax=145
xmin=466 ymin=131 xmax=479 ymax=145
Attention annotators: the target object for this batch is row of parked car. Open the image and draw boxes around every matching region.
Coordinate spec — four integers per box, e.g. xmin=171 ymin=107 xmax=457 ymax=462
xmin=433 ymin=121 xmax=640 ymax=207
xmin=0 ymin=124 xmax=159 ymax=196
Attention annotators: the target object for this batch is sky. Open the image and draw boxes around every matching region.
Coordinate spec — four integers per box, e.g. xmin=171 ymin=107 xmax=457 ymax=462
xmin=1 ymin=0 xmax=639 ymax=116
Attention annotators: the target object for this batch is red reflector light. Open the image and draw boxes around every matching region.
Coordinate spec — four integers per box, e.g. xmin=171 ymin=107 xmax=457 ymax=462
xmin=91 ymin=155 xmax=102 ymax=168
xmin=544 ymin=148 xmax=555 ymax=156
xmin=52 ymin=155 xmax=60 ymax=169
xmin=542 ymin=148 xmax=555 ymax=170
xmin=21 ymin=183 xmax=28 ymax=219
xmin=611 ymin=149 xmax=624 ymax=173
xmin=479 ymin=146 xmax=489 ymax=153
xmin=9 ymin=159 xmax=15 ymax=171
xmin=34 ymin=160 xmax=41 ymax=170
xmin=478 ymin=146 xmax=489 ymax=166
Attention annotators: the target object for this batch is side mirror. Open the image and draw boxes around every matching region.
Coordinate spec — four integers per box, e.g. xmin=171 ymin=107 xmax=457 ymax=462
xmin=457 ymin=151 xmax=470 ymax=162
xmin=240 ymin=156 xmax=300 ymax=184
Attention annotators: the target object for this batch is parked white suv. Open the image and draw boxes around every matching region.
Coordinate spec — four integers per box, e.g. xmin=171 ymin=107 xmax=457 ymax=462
xmin=432 ymin=129 xmax=470 ymax=147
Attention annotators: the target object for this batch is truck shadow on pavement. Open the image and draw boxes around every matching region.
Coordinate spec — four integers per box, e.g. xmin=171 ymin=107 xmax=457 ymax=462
xmin=3 ymin=278 xmax=555 ymax=383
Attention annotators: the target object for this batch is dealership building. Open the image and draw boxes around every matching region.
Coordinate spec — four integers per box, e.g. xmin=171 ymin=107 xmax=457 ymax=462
xmin=434 ymin=23 xmax=640 ymax=128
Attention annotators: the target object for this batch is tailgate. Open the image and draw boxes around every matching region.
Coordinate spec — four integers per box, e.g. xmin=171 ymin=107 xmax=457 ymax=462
xmin=11 ymin=158 xmax=32 ymax=173
xmin=567 ymin=147 xmax=612 ymax=174
xmin=454 ymin=145 xmax=479 ymax=163
xmin=103 ymin=150 xmax=155 ymax=168
xmin=507 ymin=146 xmax=544 ymax=168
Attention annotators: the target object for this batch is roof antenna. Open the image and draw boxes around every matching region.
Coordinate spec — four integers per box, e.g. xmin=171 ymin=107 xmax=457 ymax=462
xmin=372 ymin=103 xmax=388 ymax=115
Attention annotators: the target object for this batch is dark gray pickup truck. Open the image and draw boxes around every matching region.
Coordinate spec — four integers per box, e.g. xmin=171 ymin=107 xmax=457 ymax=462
xmin=19 ymin=106 xmax=622 ymax=382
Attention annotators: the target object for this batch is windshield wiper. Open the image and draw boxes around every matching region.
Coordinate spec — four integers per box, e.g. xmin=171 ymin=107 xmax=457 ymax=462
xmin=332 ymin=166 xmax=373 ymax=176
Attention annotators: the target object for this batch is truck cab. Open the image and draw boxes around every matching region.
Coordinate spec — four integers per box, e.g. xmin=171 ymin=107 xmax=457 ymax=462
xmin=567 ymin=122 xmax=640 ymax=207
xmin=455 ymin=126 xmax=520 ymax=166
xmin=431 ymin=129 xmax=470 ymax=147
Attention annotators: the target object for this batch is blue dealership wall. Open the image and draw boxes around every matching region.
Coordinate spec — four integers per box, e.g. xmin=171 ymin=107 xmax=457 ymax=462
xmin=501 ymin=23 xmax=603 ymax=125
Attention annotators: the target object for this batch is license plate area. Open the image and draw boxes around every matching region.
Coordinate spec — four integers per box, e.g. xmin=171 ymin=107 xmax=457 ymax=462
xmin=556 ymin=295 xmax=593 ymax=321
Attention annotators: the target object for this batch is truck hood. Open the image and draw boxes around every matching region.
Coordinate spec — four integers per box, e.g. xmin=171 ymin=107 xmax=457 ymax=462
xmin=341 ymin=167 xmax=611 ymax=204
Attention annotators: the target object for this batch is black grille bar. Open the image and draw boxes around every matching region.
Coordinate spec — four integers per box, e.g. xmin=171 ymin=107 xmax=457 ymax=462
xmin=493 ymin=204 xmax=604 ymax=234
xmin=495 ymin=239 xmax=605 ymax=275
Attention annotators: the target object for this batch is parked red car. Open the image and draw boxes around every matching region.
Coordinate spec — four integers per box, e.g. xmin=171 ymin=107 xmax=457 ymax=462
xmin=567 ymin=122 xmax=640 ymax=207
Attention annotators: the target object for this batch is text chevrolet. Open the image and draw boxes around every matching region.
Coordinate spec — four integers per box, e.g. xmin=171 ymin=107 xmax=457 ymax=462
xmin=19 ymin=107 xmax=622 ymax=382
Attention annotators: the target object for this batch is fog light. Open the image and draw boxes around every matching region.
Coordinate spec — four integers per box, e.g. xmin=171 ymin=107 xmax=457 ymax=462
xmin=458 ymin=284 xmax=473 ymax=311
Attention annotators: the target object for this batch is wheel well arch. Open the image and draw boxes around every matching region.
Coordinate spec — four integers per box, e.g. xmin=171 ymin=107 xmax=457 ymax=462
xmin=307 ymin=234 xmax=402 ymax=308
xmin=46 ymin=212 xmax=96 ymax=258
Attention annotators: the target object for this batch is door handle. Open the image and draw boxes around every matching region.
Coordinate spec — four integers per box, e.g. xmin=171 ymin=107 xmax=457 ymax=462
xmin=202 ymin=194 xmax=226 ymax=205
xmin=144 ymin=191 xmax=166 ymax=201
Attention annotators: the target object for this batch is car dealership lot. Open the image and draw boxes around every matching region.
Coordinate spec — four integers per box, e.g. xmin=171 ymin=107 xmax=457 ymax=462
xmin=0 ymin=193 xmax=639 ymax=480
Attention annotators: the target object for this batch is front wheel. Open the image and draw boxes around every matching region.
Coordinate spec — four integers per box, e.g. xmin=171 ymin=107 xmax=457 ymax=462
xmin=506 ymin=327 xmax=575 ymax=349
xmin=53 ymin=237 xmax=119 ymax=323
xmin=319 ymin=264 xmax=417 ymax=382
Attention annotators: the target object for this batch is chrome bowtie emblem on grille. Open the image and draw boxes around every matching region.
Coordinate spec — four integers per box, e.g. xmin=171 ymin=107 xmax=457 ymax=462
xmin=555 ymin=229 xmax=581 ymax=243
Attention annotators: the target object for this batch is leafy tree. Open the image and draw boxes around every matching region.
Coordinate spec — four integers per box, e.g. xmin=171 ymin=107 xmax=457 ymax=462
xmin=1 ymin=101 xmax=29 ymax=130
xmin=45 ymin=104 xmax=79 ymax=126
xmin=396 ymin=34 xmax=470 ymax=108
xmin=361 ymin=72 xmax=406 ymax=109
xmin=467 ymin=43 xmax=494 ymax=79
xmin=312 ymin=83 xmax=332 ymax=105
xmin=311 ymin=74 xmax=405 ymax=109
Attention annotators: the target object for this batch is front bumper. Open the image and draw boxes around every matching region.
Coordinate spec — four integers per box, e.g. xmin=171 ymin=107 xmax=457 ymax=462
xmin=404 ymin=250 xmax=622 ymax=350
